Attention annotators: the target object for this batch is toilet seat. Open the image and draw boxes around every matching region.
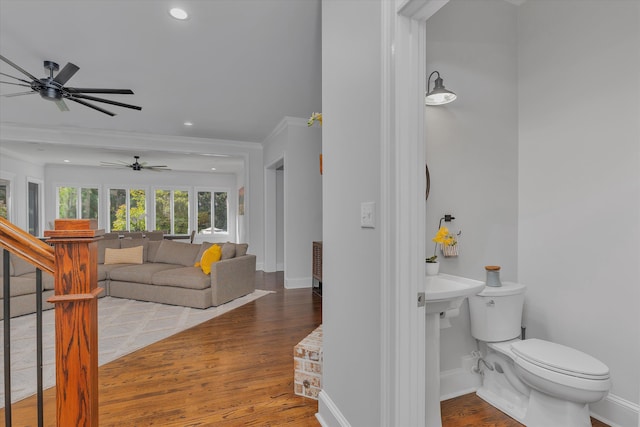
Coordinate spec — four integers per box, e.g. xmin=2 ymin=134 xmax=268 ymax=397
xmin=511 ymin=339 xmax=610 ymax=380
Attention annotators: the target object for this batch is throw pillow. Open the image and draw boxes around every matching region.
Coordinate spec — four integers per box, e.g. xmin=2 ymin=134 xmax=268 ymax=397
xmin=220 ymin=242 xmax=236 ymax=260
xmin=154 ymin=240 xmax=201 ymax=266
xmin=104 ymin=246 xmax=144 ymax=265
xmin=195 ymin=244 xmax=222 ymax=275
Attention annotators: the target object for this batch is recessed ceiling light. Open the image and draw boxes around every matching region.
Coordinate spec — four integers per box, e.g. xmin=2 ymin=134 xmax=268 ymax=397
xmin=63 ymin=159 xmax=70 ymax=163
xmin=211 ymin=167 xmax=217 ymax=171
xmin=184 ymin=121 xmax=193 ymax=126
xmin=169 ymin=8 xmax=189 ymax=20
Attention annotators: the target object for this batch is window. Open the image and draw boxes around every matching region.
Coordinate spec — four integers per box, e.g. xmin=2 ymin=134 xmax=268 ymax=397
xmin=109 ymin=188 xmax=146 ymax=231
xmin=57 ymin=186 xmax=99 ymax=220
xmin=197 ymin=190 xmax=228 ymax=234
xmin=0 ymin=179 xmax=9 ymax=220
xmin=155 ymin=189 xmax=189 ymax=234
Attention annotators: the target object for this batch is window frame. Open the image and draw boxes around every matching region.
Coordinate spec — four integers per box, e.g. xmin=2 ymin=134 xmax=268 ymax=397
xmin=55 ymin=184 xmax=100 ymax=223
xmin=107 ymin=186 xmax=148 ymax=232
xmin=195 ymin=187 xmax=230 ymax=236
xmin=152 ymin=186 xmax=191 ymax=235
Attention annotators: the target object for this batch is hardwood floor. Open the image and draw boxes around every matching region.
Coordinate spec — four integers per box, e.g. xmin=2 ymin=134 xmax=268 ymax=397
xmin=441 ymin=392 xmax=610 ymax=427
xmin=3 ymin=272 xmax=611 ymax=426
xmin=5 ymin=271 xmax=322 ymax=426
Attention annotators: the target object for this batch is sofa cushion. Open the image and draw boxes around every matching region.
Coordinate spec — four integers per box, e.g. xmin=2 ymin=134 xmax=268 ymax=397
xmin=235 ymin=243 xmax=249 ymax=257
xmin=196 ymin=244 xmax=222 ymax=274
xmin=108 ymin=263 xmax=181 ymax=285
xmin=98 ymin=238 xmax=121 ymax=264
xmin=153 ymin=240 xmax=201 ymax=266
xmin=220 ymin=242 xmax=236 ymax=260
xmin=98 ymin=263 xmax=127 ymax=282
xmin=11 ymin=254 xmax=36 ymax=276
xmin=120 ymin=238 xmax=149 ymax=261
xmin=104 ymin=246 xmax=144 ymax=265
xmin=151 ymin=267 xmax=211 ymax=290
xmin=147 ymin=240 xmax=162 ymax=262
xmin=0 ymin=276 xmax=38 ymax=297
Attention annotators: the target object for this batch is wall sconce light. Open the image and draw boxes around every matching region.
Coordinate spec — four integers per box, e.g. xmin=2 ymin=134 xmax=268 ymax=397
xmin=425 ymin=71 xmax=457 ymax=106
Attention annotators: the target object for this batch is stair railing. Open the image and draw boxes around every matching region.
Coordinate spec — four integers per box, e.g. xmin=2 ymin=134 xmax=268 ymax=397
xmin=0 ymin=217 xmax=103 ymax=427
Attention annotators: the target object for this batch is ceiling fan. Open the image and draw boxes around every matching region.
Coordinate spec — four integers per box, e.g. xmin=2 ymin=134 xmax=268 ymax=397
xmin=100 ymin=156 xmax=170 ymax=172
xmin=0 ymin=54 xmax=141 ymax=116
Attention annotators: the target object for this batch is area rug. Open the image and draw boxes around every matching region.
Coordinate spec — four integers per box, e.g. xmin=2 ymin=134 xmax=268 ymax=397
xmin=0 ymin=289 xmax=273 ymax=407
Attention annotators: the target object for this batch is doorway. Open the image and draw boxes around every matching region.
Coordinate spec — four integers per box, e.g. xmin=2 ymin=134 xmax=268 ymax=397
xmin=264 ymin=157 xmax=285 ymax=273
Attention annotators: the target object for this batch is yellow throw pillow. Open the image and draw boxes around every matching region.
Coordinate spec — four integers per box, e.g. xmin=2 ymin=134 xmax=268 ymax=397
xmin=104 ymin=246 xmax=144 ymax=265
xmin=195 ymin=244 xmax=222 ymax=274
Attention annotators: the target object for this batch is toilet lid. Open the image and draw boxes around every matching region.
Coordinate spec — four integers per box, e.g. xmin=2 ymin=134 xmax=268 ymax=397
xmin=511 ymin=339 xmax=610 ymax=380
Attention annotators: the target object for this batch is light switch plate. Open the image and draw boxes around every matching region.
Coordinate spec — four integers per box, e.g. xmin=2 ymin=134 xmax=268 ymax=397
xmin=360 ymin=201 xmax=376 ymax=228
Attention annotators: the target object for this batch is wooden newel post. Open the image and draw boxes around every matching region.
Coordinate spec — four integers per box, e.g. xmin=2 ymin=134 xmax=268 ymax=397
xmin=44 ymin=219 xmax=104 ymax=427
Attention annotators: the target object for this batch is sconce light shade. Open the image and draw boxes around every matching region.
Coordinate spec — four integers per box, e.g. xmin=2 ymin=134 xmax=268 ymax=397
xmin=425 ymin=71 xmax=457 ymax=106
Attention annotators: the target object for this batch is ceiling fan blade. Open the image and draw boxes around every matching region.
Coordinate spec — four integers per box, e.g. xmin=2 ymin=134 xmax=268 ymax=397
xmin=0 ymin=55 xmax=40 ymax=82
xmin=0 ymin=72 xmax=33 ymax=85
xmin=69 ymin=93 xmax=142 ymax=111
xmin=146 ymin=167 xmax=171 ymax=172
xmin=53 ymin=62 xmax=79 ymax=86
xmin=67 ymin=97 xmax=115 ymax=116
xmin=0 ymin=80 xmax=32 ymax=88
xmin=145 ymin=165 xmax=169 ymax=168
xmin=55 ymin=99 xmax=70 ymax=112
xmin=65 ymin=87 xmax=134 ymax=95
xmin=2 ymin=91 xmax=36 ymax=98
xmin=100 ymin=161 xmax=132 ymax=166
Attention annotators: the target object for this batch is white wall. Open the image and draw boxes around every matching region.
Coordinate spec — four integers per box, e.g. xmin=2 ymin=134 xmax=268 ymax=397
xmin=262 ymin=117 xmax=322 ymax=288
xmin=319 ymin=0 xmax=382 ymax=425
xmin=518 ymin=0 xmax=640 ymax=423
xmin=426 ymin=0 xmax=519 ymax=373
xmin=426 ymin=0 xmax=640 ymax=424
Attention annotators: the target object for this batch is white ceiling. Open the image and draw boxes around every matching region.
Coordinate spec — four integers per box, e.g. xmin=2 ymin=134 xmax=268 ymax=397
xmin=0 ymin=0 xmax=321 ymax=173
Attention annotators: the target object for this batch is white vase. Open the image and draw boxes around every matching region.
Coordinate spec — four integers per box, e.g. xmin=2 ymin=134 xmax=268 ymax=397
xmin=425 ymin=262 xmax=439 ymax=276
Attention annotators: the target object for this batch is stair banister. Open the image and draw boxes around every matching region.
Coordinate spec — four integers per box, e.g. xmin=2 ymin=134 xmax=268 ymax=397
xmin=44 ymin=219 xmax=104 ymax=427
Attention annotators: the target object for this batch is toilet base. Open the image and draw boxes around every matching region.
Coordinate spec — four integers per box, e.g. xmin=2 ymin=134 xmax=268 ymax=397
xmin=524 ymin=389 xmax=592 ymax=427
xmin=476 ymin=386 xmax=526 ymax=424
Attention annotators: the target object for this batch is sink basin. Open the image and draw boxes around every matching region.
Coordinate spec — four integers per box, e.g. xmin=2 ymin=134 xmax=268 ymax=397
xmin=424 ymin=273 xmax=485 ymax=314
xmin=425 ymin=273 xmax=485 ymax=301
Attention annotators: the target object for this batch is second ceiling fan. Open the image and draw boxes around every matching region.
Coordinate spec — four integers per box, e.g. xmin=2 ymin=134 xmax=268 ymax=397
xmin=100 ymin=156 xmax=170 ymax=172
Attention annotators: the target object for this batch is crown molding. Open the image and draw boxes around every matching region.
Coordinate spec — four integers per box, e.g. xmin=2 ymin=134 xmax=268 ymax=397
xmin=0 ymin=123 xmax=263 ymax=155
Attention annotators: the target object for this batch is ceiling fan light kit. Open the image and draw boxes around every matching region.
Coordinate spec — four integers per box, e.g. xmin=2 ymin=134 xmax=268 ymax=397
xmin=0 ymin=54 xmax=142 ymax=116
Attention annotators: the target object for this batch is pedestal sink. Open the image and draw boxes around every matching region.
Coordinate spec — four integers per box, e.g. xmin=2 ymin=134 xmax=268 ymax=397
xmin=424 ymin=274 xmax=485 ymax=427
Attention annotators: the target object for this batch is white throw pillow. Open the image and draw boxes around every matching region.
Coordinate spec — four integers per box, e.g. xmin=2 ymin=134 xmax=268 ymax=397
xmin=104 ymin=246 xmax=144 ymax=265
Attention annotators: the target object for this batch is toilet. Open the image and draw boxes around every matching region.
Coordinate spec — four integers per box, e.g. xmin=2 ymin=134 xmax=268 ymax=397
xmin=468 ymin=282 xmax=611 ymax=427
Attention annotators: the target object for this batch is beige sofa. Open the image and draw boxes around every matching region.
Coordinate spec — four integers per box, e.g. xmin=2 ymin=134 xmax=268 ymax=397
xmin=1 ymin=239 xmax=256 ymax=318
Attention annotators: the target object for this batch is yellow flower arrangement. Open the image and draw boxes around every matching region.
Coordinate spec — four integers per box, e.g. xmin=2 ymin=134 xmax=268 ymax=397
xmin=307 ymin=112 xmax=322 ymax=127
xmin=427 ymin=226 xmax=458 ymax=263
xmin=432 ymin=226 xmax=457 ymax=247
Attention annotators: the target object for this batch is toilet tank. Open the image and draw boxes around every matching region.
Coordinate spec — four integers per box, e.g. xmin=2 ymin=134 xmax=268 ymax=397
xmin=469 ymin=282 xmax=526 ymax=342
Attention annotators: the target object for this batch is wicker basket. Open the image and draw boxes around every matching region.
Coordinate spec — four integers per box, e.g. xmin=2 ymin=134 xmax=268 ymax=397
xmin=440 ymin=243 xmax=458 ymax=257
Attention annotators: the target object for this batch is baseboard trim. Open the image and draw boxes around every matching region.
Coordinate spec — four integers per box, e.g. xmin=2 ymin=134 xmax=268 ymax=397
xmin=285 ymin=276 xmax=312 ymax=289
xmin=317 ymin=390 xmax=351 ymax=427
xmin=439 ymin=367 xmax=481 ymax=401
xmin=590 ymin=392 xmax=639 ymax=427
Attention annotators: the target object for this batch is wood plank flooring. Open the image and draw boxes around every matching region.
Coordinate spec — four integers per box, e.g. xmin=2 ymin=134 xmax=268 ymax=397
xmin=441 ymin=392 xmax=610 ymax=427
xmin=3 ymin=271 xmax=611 ymax=426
